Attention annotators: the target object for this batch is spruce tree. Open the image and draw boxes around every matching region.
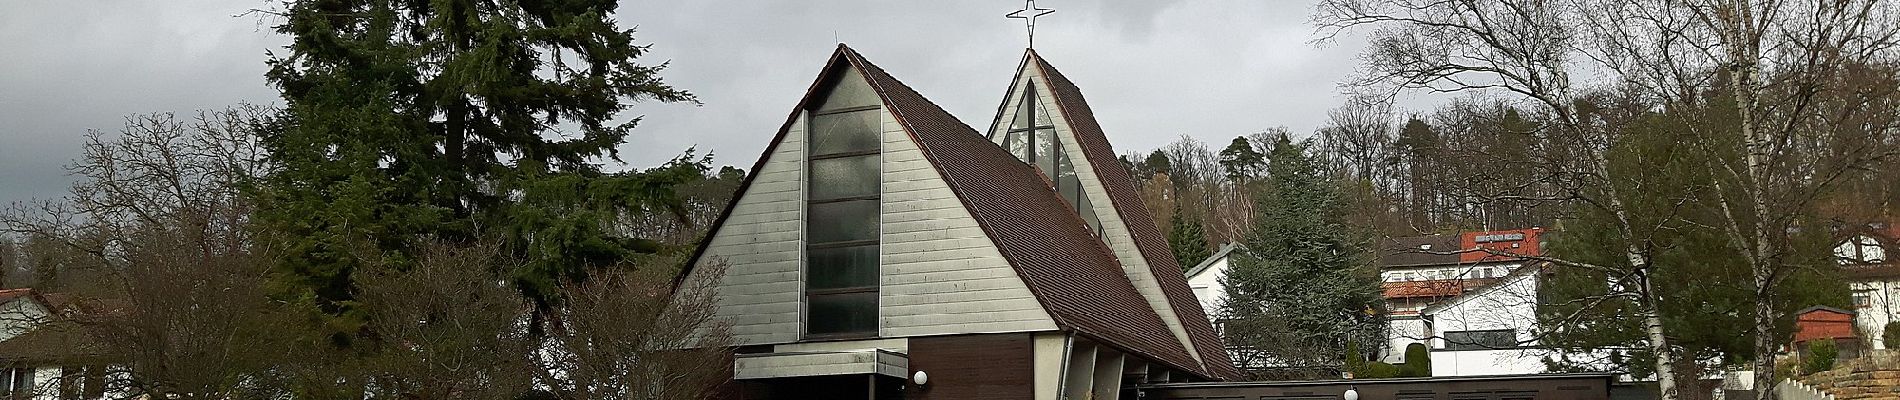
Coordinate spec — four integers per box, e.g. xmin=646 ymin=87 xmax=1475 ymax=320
xmin=1169 ymin=207 xmax=1212 ymax=270
xmin=260 ymin=0 xmax=698 ymax=336
xmin=1221 ymin=134 xmax=1385 ymax=375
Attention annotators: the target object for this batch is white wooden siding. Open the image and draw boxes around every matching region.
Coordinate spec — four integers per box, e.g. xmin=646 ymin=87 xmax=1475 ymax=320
xmin=989 ymin=65 xmax=1205 ymax=364
xmin=877 ymin=107 xmax=1057 ymax=337
xmin=684 ymin=110 xmax=807 ymax=346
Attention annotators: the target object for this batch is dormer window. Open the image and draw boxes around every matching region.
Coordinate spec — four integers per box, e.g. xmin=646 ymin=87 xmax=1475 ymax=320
xmin=1836 ymin=235 xmax=1887 ymax=265
xmin=1001 ymin=79 xmax=1103 ymax=235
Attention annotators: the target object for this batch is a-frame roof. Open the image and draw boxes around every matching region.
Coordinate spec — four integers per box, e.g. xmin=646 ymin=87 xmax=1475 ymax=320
xmin=678 ymin=44 xmax=1218 ymax=379
xmin=1000 ymin=49 xmax=1242 ymax=379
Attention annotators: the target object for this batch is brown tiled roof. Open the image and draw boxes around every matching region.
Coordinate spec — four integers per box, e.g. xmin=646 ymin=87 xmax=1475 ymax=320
xmin=845 ymin=46 xmax=1211 ymax=378
xmin=0 ymin=321 xmax=107 ymax=365
xmin=1379 ymin=235 xmax=1462 ymax=267
xmin=1025 ymin=51 xmax=1239 ymax=380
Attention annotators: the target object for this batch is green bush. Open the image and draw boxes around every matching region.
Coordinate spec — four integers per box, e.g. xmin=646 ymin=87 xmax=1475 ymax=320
xmin=1803 ymin=339 xmax=1839 ymax=375
xmin=1400 ymin=343 xmax=1432 ymax=377
xmin=1884 ymin=321 xmax=1900 ymax=348
xmin=1359 ymin=362 xmax=1403 ymax=378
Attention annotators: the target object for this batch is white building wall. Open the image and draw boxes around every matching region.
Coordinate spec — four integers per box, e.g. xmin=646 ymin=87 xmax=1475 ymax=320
xmin=1385 ymin=316 xmax=1428 ymax=364
xmin=876 ymin=107 xmax=1056 ymax=337
xmin=0 ymin=299 xmax=49 ymax=342
xmin=1185 ymin=256 xmax=1229 ymax=320
xmin=1382 ymin=262 xmax=1522 ymax=283
xmin=1425 ymin=272 xmax=1548 ymax=376
xmin=686 ymin=110 xmax=808 ymax=346
xmin=1851 ymin=278 xmax=1900 ymax=349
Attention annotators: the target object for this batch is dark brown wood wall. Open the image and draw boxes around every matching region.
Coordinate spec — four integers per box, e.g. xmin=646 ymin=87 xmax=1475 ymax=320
xmin=906 ymin=333 xmax=1037 ymax=400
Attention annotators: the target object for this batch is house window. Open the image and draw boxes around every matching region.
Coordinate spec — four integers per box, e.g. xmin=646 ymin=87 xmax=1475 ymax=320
xmin=1002 ymin=80 xmax=1103 ymax=236
xmin=1855 ymin=292 xmax=1873 ymax=309
xmin=1443 ymin=329 xmax=1517 ymax=351
xmin=2 ymin=368 xmax=32 ymax=397
xmin=804 ymin=69 xmax=882 ymax=338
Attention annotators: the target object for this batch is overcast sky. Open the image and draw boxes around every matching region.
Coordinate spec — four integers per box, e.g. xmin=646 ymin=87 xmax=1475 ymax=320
xmin=0 ymin=1 xmax=1434 ymax=207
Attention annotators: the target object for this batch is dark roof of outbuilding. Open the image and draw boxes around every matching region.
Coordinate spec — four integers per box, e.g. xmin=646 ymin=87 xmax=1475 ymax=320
xmin=1379 ymin=234 xmax=1463 ymax=267
xmin=1025 ymin=50 xmax=1239 ymax=379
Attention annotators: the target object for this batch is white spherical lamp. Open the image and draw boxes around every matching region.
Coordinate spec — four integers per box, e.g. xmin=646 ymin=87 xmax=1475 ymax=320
xmin=912 ymin=370 xmax=929 ymax=386
xmin=1344 ymin=387 xmax=1360 ymax=400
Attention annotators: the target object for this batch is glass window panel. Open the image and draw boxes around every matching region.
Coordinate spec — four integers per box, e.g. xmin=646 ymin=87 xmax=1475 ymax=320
xmin=810 ymin=110 xmax=880 ymax=156
xmin=810 ymin=155 xmax=879 ymax=200
xmin=809 ymin=292 xmax=878 ymax=335
xmin=1011 ymin=83 xmax=1039 ymax=130
xmin=808 ymin=245 xmax=879 ymax=290
xmin=1034 ymin=129 xmax=1059 ymax=177
xmin=1444 ymin=330 xmax=1517 ymax=351
xmin=812 ymin=68 xmax=880 ymax=111
xmin=1031 ymin=95 xmax=1055 ymax=127
xmin=808 ymin=199 xmax=878 ymax=244
xmin=1005 ymin=130 xmax=1030 ymax=161
xmin=1011 ymin=96 xmax=1035 ymax=131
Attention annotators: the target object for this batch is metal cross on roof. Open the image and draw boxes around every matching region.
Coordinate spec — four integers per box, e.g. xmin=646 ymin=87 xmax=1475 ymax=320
xmin=1006 ymin=0 xmax=1056 ymax=49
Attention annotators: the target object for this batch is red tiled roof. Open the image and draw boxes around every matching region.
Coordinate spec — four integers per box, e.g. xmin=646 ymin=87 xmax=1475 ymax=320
xmin=0 ymin=288 xmax=31 ymax=303
xmin=1024 ymin=51 xmax=1239 ymax=380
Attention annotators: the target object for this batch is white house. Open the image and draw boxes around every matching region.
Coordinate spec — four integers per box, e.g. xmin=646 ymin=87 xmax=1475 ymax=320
xmin=0 ymin=290 xmax=122 ymax=400
xmin=1184 ymin=244 xmax=1240 ymax=320
xmin=1837 ymin=229 xmax=1898 ymax=349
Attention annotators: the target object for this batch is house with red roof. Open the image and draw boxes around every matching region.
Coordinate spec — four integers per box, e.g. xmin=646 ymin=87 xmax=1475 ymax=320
xmin=674 ymin=45 xmax=1236 ymax=399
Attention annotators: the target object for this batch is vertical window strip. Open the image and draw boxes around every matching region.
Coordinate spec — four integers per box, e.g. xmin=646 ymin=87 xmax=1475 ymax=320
xmin=804 ymin=79 xmax=882 ymax=338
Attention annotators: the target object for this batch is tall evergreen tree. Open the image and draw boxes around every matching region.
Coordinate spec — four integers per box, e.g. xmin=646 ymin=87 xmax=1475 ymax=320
xmin=1169 ymin=206 xmax=1212 ymax=270
xmin=260 ymin=0 xmax=698 ymax=337
xmin=1221 ymin=134 xmax=1385 ymax=376
xmin=1219 ymin=136 xmax=1265 ymax=182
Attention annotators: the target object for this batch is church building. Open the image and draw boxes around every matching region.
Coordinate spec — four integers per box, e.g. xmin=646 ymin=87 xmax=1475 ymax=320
xmin=674 ymin=44 xmax=1239 ymax=399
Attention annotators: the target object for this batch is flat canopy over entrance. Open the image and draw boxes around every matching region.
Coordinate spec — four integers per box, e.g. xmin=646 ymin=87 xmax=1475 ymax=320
xmin=733 ymin=349 xmax=909 ymax=380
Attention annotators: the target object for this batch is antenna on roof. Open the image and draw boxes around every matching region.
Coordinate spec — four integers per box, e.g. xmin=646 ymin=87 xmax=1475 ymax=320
xmin=1005 ymin=0 xmax=1056 ymax=49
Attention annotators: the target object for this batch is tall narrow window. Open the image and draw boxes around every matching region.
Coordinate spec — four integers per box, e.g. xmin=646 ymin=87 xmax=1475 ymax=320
xmin=806 ymin=69 xmax=881 ymax=338
xmin=1003 ymin=80 xmax=1103 ymax=235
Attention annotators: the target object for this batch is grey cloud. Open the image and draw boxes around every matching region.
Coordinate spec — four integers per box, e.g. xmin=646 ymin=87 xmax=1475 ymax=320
xmin=1 ymin=1 xmax=1398 ymax=207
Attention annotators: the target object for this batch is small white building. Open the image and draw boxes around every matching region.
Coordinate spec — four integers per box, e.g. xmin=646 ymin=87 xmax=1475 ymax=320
xmin=1417 ymin=269 xmax=1550 ymax=376
xmin=1184 ymin=244 xmax=1240 ymax=321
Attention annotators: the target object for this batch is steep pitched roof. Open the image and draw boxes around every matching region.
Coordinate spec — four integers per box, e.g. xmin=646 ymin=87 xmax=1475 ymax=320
xmin=676 ymin=44 xmax=1214 ymax=378
xmin=844 ymin=46 xmax=1214 ymax=378
xmin=1023 ymin=50 xmax=1240 ymax=379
